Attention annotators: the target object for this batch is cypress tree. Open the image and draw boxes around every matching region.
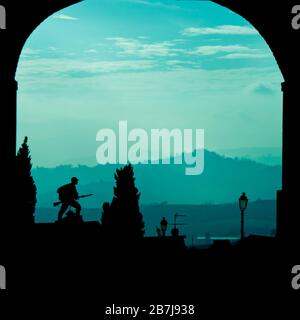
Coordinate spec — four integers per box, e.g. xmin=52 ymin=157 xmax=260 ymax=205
xmin=102 ymin=164 xmax=145 ymax=239
xmin=15 ymin=137 xmax=37 ymax=224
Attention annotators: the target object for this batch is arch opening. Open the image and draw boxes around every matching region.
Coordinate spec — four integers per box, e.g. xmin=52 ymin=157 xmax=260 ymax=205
xmin=16 ymin=0 xmax=283 ymax=243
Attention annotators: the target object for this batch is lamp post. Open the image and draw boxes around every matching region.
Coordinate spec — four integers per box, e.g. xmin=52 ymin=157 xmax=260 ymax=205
xmin=160 ymin=217 xmax=168 ymax=237
xmin=239 ymin=192 xmax=248 ymax=240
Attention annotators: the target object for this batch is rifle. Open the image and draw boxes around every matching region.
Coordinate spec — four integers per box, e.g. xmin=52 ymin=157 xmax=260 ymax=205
xmin=53 ymin=194 xmax=94 ymax=207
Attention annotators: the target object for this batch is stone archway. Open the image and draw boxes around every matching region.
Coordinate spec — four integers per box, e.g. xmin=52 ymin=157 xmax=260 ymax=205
xmin=0 ymin=0 xmax=298 ymax=243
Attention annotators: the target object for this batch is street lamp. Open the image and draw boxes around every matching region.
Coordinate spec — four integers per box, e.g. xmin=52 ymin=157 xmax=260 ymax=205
xmin=239 ymin=192 xmax=248 ymax=240
xmin=160 ymin=217 xmax=168 ymax=237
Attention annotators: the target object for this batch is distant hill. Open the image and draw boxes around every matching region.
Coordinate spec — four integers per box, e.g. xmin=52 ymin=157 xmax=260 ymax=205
xmin=36 ymin=200 xmax=276 ymax=245
xmin=33 ymin=150 xmax=281 ymax=208
xmin=216 ymin=147 xmax=282 ymax=166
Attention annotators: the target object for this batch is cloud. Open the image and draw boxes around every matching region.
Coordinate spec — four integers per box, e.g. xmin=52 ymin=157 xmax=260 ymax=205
xmin=17 ymin=58 xmax=154 ymax=80
xmin=105 ymin=37 xmax=182 ymax=57
xmin=85 ymin=49 xmax=98 ymax=54
xmin=248 ymin=83 xmax=276 ymax=95
xmin=220 ymin=53 xmax=271 ymax=59
xmin=190 ymin=45 xmax=260 ymax=56
xmin=122 ymin=0 xmax=181 ymax=10
xmin=166 ymin=60 xmax=195 ymax=66
xmin=22 ymin=48 xmax=40 ymax=56
xmin=182 ymin=25 xmax=258 ymax=36
xmin=54 ymin=14 xmax=78 ymax=21
xmin=104 ymin=37 xmax=272 ymax=65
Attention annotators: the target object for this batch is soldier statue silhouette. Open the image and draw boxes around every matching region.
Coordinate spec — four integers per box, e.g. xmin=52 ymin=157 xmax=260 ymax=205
xmin=56 ymin=177 xmax=81 ymax=221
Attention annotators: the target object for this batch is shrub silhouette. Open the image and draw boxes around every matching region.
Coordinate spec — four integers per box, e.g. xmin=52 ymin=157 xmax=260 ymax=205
xmin=102 ymin=164 xmax=145 ymax=240
xmin=15 ymin=137 xmax=37 ymax=224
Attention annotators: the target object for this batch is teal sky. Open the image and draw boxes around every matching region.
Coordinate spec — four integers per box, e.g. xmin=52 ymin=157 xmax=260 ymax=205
xmin=16 ymin=0 xmax=283 ymax=167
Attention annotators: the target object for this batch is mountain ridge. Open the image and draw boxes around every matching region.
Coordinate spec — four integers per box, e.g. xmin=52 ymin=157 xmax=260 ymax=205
xmin=33 ymin=150 xmax=281 ymax=208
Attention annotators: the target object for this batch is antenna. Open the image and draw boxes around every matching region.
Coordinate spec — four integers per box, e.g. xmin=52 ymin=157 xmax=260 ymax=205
xmin=173 ymin=213 xmax=187 ymax=229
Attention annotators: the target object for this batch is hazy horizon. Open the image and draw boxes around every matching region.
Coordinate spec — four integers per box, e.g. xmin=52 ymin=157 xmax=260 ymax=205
xmin=29 ymin=146 xmax=282 ymax=168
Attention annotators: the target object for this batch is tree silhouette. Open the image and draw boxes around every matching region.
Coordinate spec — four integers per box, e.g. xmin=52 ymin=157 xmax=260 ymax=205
xmin=102 ymin=164 xmax=145 ymax=240
xmin=15 ymin=137 xmax=37 ymax=224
